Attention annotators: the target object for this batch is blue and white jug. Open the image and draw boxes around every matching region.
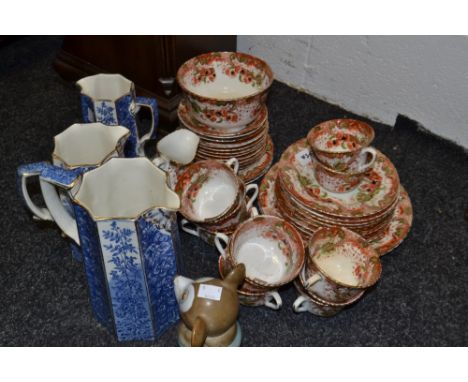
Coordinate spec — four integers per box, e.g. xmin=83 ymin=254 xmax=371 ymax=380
xmin=38 ymin=157 xmax=181 ymax=341
xmin=17 ymin=122 xmax=130 ymax=261
xmin=77 ymin=74 xmax=158 ymax=158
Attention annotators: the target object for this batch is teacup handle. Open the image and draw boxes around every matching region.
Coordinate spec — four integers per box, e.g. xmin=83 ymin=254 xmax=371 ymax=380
xmin=264 ymin=291 xmax=282 ymax=310
xmin=250 ymin=206 xmax=259 ymax=218
xmin=214 ymin=232 xmax=230 ymax=259
xmin=304 ymin=274 xmax=322 ymax=289
xmin=293 ymin=295 xmax=311 ymax=313
xmin=245 ymin=184 xmax=259 ymax=211
xmin=225 ymin=158 xmax=239 ymax=174
xmin=357 ymin=147 xmax=377 ymax=172
xmin=180 ymin=219 xmax=200 ymax=238
xmin=134 ymin=96 xmax=159 ymax=156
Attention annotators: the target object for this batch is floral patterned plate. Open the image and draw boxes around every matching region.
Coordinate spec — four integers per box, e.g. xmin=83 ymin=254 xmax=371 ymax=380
xmin=276 ymin=177 xmax=399 ymax=227
xmin=238 ymin=135 xmax=274 ymax=183
xmin=258 ymin=163 xmax=413 ymax=256
xmin=277 ymin=138 xmax=400 ymax=218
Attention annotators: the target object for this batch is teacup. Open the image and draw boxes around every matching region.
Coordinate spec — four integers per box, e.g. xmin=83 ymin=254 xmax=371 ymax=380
xmin=180 ymin=179 xmax=258 ymax=246
xmin=177 ymin=52 xmax=274 ymax=129
xmin=303 ymin=227 xmax=382 ymax=304
xmin=307 ymin=119 xmax=377 ymax=172
xmin=292 ymin=279 xmax=343 ymax=317
xmin=175 ymin=158 xmax=244 ymax=224
xmin=215 ymin=208 xmax=305 ymax=289
xmin=218 ymin=254 xmax=282 ymax=310
xmin=314 ymin=160 xmax=363 ymax=193
xmin=293 ymin=268 xmax=365 ymax=316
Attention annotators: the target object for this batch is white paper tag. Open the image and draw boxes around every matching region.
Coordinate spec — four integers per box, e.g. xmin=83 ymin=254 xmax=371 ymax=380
xmin=197 ymin=284 xmax=223 ymax=301
xmin=295 ymin=148 xmax=313 ymax=166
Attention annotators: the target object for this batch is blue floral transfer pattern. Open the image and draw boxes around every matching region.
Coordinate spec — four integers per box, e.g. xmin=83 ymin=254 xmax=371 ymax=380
xmin=74 ymin=205 xmax=114 ymax=331
xmin=137 ymin=209 xmax=180 ymax=338
xmin=80 ymin=95 xmax=95 ymax=123
xmin=79 ymin=93 xmax=159 ymax=158
xmin=98 ymin=220 xmax=154 ymax=341
xmin=94 ymin=101 xmax=118 ymax=125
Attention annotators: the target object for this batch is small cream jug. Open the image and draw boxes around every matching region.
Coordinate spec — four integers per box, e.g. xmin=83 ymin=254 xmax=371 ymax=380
xmin=17 ymin=122 xmax=130 ymax=261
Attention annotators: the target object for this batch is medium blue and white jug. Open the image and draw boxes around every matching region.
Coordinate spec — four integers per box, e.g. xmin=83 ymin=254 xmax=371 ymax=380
xmin=77 ymin=73 xmax=158 ymax=157
xmin=17 ymin=122 xmax=131 ymax=261
xmin=34 ymin=157 xmax=181 ymax=341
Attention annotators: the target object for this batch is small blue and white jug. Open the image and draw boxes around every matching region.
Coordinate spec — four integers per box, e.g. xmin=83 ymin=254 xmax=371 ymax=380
xmin=38 ymin=157 xmax=181 ymax=342
xmin=77 ymin=73 xmax=158 ymax=157
xmin=17 ymin=122 xmax=131 ymax=261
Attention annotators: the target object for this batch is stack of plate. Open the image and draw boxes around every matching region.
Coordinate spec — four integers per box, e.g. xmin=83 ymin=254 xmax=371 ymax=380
xmin=258 ymin=138 xmax=413 ymax=256
xmin=178 ymin=100 xmax=274 ymax=183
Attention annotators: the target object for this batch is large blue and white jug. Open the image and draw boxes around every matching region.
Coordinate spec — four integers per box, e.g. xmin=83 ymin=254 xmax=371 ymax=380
xmin=77 ymin=74 xmax=158 ymax=157
xmin=38 ymin=157 xmax=181 ymax=341
xmin=17 ymin=122 xmax=130 ymax=261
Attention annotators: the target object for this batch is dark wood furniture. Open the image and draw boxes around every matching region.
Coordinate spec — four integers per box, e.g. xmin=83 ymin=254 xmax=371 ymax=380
xmin=54 ymin=36 xmax=237 ymax=134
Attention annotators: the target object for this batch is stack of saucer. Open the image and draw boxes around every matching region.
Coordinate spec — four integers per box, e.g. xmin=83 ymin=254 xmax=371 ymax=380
xmin=176 ymin=51 xmax=275 ymax=183
xmin=258 ymin=120 xmax=413 ymax=257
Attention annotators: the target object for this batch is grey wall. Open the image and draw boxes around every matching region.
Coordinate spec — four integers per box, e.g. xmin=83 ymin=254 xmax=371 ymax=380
xmin=238 ymin=36 xmax=468 ymax=148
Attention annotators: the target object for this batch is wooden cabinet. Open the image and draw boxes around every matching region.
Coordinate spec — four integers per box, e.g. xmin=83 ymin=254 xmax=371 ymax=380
xmin=54 ymin=36 xmax=236 ymax=134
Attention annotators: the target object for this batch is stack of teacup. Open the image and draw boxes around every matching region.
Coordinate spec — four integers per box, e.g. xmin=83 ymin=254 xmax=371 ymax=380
xmin=175 ymin=158 xmax=258 ymax=245
xmin=293 ymin=227 xmax=382 ymax=316
xmin=176 ymin=52 xmax=275 ymax=183
xmin=267 ymin=119 xmax=401 ymax=243
xmin=215 ymin=208 xmax=305 ymax=309
xmin=308 ymin=119 xmax=378 ymax=193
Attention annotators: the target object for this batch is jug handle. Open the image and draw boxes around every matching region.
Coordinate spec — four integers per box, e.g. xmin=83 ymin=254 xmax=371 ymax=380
xmin=17 ymin=162 xmax=54 ymax=221
xmin=135 ymin=96 xmax=159 ymax=156
xmin=17 ymin=162 xmax=83 ymax=245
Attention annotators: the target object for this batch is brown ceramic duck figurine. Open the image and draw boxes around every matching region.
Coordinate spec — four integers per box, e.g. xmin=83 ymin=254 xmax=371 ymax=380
xmin=174 ymin=264 xmax=245 ymax=347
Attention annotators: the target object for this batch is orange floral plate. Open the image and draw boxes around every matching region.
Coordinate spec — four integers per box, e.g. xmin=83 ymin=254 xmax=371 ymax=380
xmin=277 ymin=138 xmax=400 ymax=218
xmin=259 ymin=163 xmax=413 ymax=256
xmin=238 ymin=136 xmax=274 ymax=183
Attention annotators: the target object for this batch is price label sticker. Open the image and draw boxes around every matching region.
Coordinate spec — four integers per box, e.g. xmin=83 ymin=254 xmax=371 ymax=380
xmin=295 ymin=149 xmax=313 ymax=166
xmin=197 ymin=284 xmax=223 ymax=301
